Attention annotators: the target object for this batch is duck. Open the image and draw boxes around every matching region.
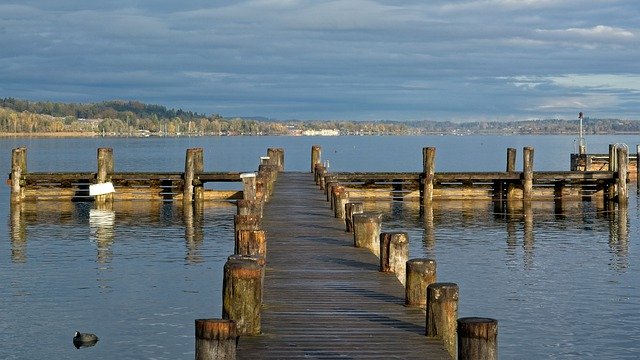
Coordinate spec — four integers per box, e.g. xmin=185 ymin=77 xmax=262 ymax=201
xmin=73 ymin=331 xmax=99 ymax=348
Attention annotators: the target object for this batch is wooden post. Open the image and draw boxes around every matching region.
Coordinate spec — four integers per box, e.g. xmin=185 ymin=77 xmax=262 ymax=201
xmin=267 ymin=148 xmax=284 ymax=172
xmin=195 ymin=319 xmax=237 ymax=360
xmin=636 ymin=145 xmax=640 ymax=182
xmin=457 ymin=317 xmax=498 ymax=360
xmin=255 ymin=174 xmax=267 ymax=202
xmin=345 ymin=202 xmax=364 ymax=232
xmin=506 ymin=148 xmax=516 ymax=172
xmin=426 ymin=282 xmax=459 ymax=358
xmin=523 ymin=147 xmax=534 ymax=200
xmin=184 ymin=148 xmax=200 ymax=203
xmin=617 ymin=147 xmax=628 ymax=204
xmin=352 ymin=212 xmax=382 ymax=257
xmin=608 ymin=144 xmax=616 ymax=171
xmin=236 ymin=199 xmax=263 ymax=218
xmin=222 ymin=257 xmax=262 ymax=336
xmin=422 ymin=147 xmax=436 ymax=205
xmin=318 ymin=167 xmax=327 ymax=189
xmin=334 ymin=187 xmax=349 ymax=219
xmin=311 ymin=145 xmax=321 ymax=173
xmin=241 ymin=173 xmax=257 ymax=201
xmin=405 ymin=258 xmax=436 ymax=308
xmin=325 ymin=180 xmax=337 ymax=202
xmin=379 ymin=232 xmax=409 ymax=285
xmin=10 ymin=147 xmax=27 ymax=203
xmin=193 ymin=148 xmax=205 ymax=202
xmin=96 ymin=148 xmax=114 ymax=204
xmin=234 ymin=214 xmax=261 ymax=242
xmin=235 ymin=229 xmax=267 ymax=257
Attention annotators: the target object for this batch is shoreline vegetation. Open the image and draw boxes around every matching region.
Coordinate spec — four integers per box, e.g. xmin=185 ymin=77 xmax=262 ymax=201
xmin=2 ymin=98 xmax=640 ymax=137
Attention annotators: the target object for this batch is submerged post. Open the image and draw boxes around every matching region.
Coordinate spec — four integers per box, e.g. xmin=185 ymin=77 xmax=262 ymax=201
xmin=222 ymin=257 xmax=262 ymax=336
xmin=523 ymin=147 xmax=534 ymax=200
xmin=311 ymin=145 xmax=322 ymax=173
xmin=457 ymin=317 xmax=498 ymax=360
xmin=405 ymin=258 xmax=437 ymax=308
xmin=353 ymin=212 xmax=382 ymax=257
xmin=96 ymin=148 xmax=114 ymax=204
xmin=10 ymin=147 xmax=27 ymax=203
xmin=422 ymin=147 xmax=436 ymax=205
xmin=379 ymin=232 xmax=409 ymax=285
xmin=426 ymin=282 xmax=459 ymax=358
xmin=195 ymin=319 xmax=237 ymax=360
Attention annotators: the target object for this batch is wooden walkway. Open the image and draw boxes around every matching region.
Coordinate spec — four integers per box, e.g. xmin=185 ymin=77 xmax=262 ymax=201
xmin=237 ymin=172 xmax=449 ymax=359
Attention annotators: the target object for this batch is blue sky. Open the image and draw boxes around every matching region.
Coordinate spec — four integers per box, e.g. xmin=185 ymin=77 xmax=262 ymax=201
xmin=1 ymin=1 xmax=638 ymax=121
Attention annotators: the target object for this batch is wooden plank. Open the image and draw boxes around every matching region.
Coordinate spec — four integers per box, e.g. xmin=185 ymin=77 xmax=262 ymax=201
xmin=237 ymin=173 xmax=449 ymax=360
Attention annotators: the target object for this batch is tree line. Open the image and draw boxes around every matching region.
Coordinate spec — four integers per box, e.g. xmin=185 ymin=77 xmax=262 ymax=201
xmin=1 ymin=98 xmax=639 ymax=136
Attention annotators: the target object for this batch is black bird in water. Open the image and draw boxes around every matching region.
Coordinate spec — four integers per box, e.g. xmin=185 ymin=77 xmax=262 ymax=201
xmin=73 ymin=331 xmax=99 ymax=349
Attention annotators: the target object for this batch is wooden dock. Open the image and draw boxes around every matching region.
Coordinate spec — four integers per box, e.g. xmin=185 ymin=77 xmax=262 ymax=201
xmin=236 ymin=172 xmax=450 ymax=359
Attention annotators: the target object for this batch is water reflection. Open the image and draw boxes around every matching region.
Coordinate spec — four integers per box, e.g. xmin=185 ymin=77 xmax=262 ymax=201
xmin=7 ymin=200 xmax=234 ymax=265
xmin=361 ymin=198 xmax=631 ymax=273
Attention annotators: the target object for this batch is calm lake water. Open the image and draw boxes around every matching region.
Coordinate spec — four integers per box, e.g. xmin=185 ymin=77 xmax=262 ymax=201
xmin=1 ymin=135 xmax=639 ymax=359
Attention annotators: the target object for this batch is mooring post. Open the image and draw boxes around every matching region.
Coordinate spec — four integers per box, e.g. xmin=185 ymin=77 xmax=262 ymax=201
xmin=96 ymin=148 xmax=114 ymax=204
xmin=10 ymin=147 xmax=27 ymax=203
xmin=426 ymin=282 xmax=459 ymax=358
xmin=352 ymin=212 xmax=382 ymax=257
xmin=241 ymin=173 xmax=257 ymax=201
xmin=334 ymin=187 xmax=349 ymax=219
xmin=636 ymin=145 xmax=640 ymax=183
xmin=235 ymin=229 xmax=267 ymax=257
xmin=195 ymin=319 xmax=237 ymax=360
xmin=183 ymin=148 xmax=202 ymax=203
xmin=345 ymin=202 xmax=364 ymax=232
xmin=311 ymin=145 xmax=322 ymax=173
xmin=405 ymin=258 xmax=437 ymax=308
xmin=236 ymin=199 xmax=263 ymax=218
xmin=267 ymin=148 xmax=284 ymax=172
xmin=255 ymin=173 xmax=267 ymax=202
xmin=325 ymin=179 xmax=337 ymax=202
xmin=523 ymin=147 xmax=534 ymax=200
xmin=234 ymin=214 xmax=262 ymax=243
xmin=506 ymin=148 xmax=517 ymax=172
xmin=457 ymin=317 xmax=498 ymax=360
xmin=617 ymin=147 xmax=628 ymax=204
xmin=379 ymin=232 xmax=409 ymax=285
xmin=222 ymin=256 xmax=263 ymax=336
xmin=422 ymin=147 xmax=436 ymax=205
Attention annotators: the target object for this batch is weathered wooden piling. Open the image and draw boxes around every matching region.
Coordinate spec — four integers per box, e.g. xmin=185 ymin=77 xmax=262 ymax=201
xmin=267 ymin=148 xmax=285 ymax=172
xmin=345 ymin=202 xmax=364 ymax=232
xmin=523 ymin=147 xmax=534 ymax=200
xmin=422 ymin=147 xmax=436 ymax=205
xmin=506 ymin=147 xmax=516 ymax=172
xmin=352 ymin=212 xmax=382 ymax=257
xmin=222 ymin=257 xmax=263 ymax=336
xmin=426 ymin=282 xmax=459 ymax=358
xmin=311 ymin=145 xmax=322 ymax=173
xmin=234 ymin=214 xmax=262 ymax=242
xmin=235 ymin=230 xmax=267 ymax=257
xmin=236 ymin=199 xmax=263 ymax=218
xmin=405 ymin=258 xmax=437 ymax=308
xmin=333 ymin=187 xmax=349 ymax=219
xmin=637 ymin=145 xmax=640 ymax=181
xmin=195 ymin=319 xmax=237 ymax=360
xmin=184 ymin=148 xmax=204 ymax=203
xmin=457 ymin=317 xmax=498 ymax=360
xmin=95 ymin=148 xmax=114 ymax=204
xmin=240 ymin=173 xmax=257 ymax=201
xmin=379 ymin=232 xmax=408 ymax=285
xmin=10 ymin=147 xmax=27 ymax=203
xmin=617 ymin=147 xmax=628 ymax=204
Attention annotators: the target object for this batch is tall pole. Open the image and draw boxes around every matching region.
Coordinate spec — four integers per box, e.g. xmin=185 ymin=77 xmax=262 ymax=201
xmin=578 ymin=112 xmax=586 ymax=155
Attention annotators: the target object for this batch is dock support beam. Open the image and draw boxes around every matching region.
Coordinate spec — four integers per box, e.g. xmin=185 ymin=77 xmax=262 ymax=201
xmin=195 ymin=319 xmax=237 ymax=360
xmin=422 ymin=147 xmax=436 ymax=205
xmin=10 ymin=147 xmax=27 ymax=204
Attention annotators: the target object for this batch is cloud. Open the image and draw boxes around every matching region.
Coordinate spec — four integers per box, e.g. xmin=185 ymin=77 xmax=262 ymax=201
xmin=1 ymin=0 xmax=639 ymax=120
